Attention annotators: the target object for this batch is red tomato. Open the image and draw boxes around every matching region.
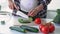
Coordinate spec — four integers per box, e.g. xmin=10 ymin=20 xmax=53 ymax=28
xmin=49 ymin=25 xmax=55 ymax=33
xmin=34 ymin=18 xmax=41 ymax=24
xmin=41 ymin=26 xmax=49 ymax=33
xmin=39 ymin=24 xmax=44 ymax=31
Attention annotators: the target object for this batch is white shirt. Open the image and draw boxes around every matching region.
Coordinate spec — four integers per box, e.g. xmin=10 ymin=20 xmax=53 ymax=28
xmin=20 ymin=0 xmax=38 ymax=12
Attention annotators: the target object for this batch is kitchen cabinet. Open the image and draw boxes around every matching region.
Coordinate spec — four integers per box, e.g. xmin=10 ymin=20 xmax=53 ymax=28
xmin=0 ymin=14 xmax=60 ymax=34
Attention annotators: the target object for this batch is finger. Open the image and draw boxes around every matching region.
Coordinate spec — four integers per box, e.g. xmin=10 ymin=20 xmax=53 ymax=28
xmin=9 ymin=5 xmax=11 ymax=9
xmin=14 ymin=3 xmax=19 ymax=10
xmin=11 ymin=5 xmax=14 ymax=9
xmin=28 ymin=12 xmax=33 ymax=17
xmin=31 ymin=11 xmax=38 ymax=17
xmin=30 ymin=10 xmax=35 ymax=15
xmin=32 ymin=13 xmax=36 ymax=17
xmin=28 ymin=12 xmax=35 ymax=17
xmin=28 ymin=11 xmax=35 ymax=17
xmin=9 ymin=5 xmax=14 ymax=10
xmin=28 ymin=9 xmax=36 ymax=17
xmin=28 ymin=15 xmax=33 ymax=17
xmin=30 ymin=13 xmax=35 ymax=17
xmin=28 ymin=10 xmax=32 ymax=16
xmin=30 ymin=15 xmax=34 ymax=17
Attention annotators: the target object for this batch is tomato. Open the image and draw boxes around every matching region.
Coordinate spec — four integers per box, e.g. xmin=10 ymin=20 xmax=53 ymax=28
xmin=39 ymin=24 xmax=44 ymax=31
xmin=46 ymin=23 xmax=55 ymax=33
xmin=41 ymin=26 xmax=49 ymax=33
xmin=34 ymin=18 xmax=41 ymax=24
xmin=49 ymin=25 xmax=55 ymax=33
xmin=39 ymin=22 xmax=55 ymax=33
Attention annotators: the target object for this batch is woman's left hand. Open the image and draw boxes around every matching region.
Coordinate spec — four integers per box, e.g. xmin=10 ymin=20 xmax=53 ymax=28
xmin=28 ymin=9 xmax=38 ymax=17
xmin=28 ymin=4 xmax=44 ymax=17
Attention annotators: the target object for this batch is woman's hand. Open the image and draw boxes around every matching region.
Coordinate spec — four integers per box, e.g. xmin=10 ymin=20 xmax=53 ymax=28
xmin=28 ymin=9 xmax=38 ymax=17
xmin=8 ymin=0 xmax=19 ymax=10
xmin=28 ymin=4 xmax=44 ymax=17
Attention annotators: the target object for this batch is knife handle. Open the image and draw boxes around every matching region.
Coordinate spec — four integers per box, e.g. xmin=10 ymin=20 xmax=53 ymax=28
xmin=19 ymin=9 xmax=28 ymax=15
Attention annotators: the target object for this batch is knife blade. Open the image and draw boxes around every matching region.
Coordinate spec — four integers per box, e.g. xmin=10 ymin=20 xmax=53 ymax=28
xmin=16 ymin=10 xmax=29 ymax=19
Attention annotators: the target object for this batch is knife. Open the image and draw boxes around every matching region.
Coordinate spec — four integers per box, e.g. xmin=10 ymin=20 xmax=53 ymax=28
xmin=16 ymin=9 xmax=29 ymax=19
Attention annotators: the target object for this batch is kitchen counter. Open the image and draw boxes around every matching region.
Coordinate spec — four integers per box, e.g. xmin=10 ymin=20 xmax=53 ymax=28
xmin=0 ymin=14 xmax=60 ymax=34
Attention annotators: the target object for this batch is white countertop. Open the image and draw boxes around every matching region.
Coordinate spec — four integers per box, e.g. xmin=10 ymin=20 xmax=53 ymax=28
xmin=0 ymin=15 xmax=60 ymax=34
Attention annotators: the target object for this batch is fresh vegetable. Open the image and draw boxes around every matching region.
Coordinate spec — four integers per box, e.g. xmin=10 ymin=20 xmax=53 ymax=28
xmin=9 ymin=26 xmax=26 ymax=33
xmin=46 ymin=23 xmax=55 ymax=33
xmin=39 ymin=22 xmax=55 ymax=33
xmin=53 ymin=9 xmax=60 ymax=24
xmin=49 ymin=24 xmax=55 ymax=33
xmin=56 ymin=9 xmax=60 ymax=14
xmin=18 ymin=17 xmax=33 ymax=23
xmin=18 ymin=18 xmax=31 ymax=23
xmin=39 ymin=24 xmax=44 ymax=31
xmin=29 ymin=17 xmax=33 ymax=22
xmin=41 ymin=26 xmax=49 ymax=33
xmin=20 ymin=25 xmax=39 ymax=33
xmin=34 ymin=18 xmax=41 ymax=24
xmin=53 ymin=14 xmax=60 ymax=24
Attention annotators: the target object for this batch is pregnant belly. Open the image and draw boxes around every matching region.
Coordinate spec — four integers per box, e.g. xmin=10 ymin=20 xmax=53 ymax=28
xmin=20 ymin=0 xmax=38 ymax=12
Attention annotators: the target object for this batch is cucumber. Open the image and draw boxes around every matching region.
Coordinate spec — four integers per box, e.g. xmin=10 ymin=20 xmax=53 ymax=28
xmin=20 ymin=25 xmax=39 ymax=33
xmin=18 ymin=18 xmax=24 ymax=23
xmin=29 ymin=17 xmax=33 ymax=22
xmin=9 ymin=26 xmax=26 ymax=33
xmin=18 ymin=18 xmax=31 ymax=23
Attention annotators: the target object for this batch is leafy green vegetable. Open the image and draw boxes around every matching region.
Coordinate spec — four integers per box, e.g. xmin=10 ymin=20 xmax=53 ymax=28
xmin=56 ymin=9 xmax=60 ymax=14
xmin=53 ymin=14 xmax=60 ymax=24
xmin=53 ymin=9 xmax=60 ymax=24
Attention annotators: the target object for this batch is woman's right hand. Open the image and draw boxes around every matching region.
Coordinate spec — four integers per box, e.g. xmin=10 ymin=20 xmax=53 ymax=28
xmin=8 ymin=0 xmax=19 ymax=10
